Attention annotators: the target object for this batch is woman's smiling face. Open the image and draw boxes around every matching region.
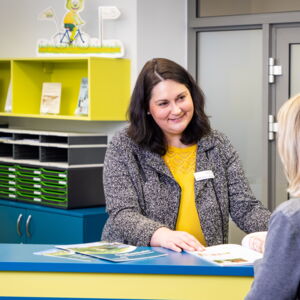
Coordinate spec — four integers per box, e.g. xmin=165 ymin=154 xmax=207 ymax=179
xmin=149 ymin=79 xmax=194 ymax=142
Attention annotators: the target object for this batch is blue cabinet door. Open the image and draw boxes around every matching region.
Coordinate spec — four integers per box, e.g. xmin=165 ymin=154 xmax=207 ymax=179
xmin=0 ymin=205 xmax=27 ymax=243
xmin=24 ymin=209 xmax=85 ymax=244
xmin=0 ymin=199 xmax=107 ymax=244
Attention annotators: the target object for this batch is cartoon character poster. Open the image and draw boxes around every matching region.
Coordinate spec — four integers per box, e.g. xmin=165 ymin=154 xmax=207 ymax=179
xmin=37 ymin=1 xmax=124 ymax=57
xmin=62 ymin=0 xmax=85 ymax=44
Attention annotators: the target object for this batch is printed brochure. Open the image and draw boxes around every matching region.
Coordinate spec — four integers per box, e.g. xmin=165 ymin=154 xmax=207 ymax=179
xmin=187 ymin=244 xmax=262 ymax=266
xmin=40 ymin=82 xmax=61 ymax=114
xmin=34 ymin=248 xmax=95 ymax=262
xmin=55 ymin=241 xmax=168 ymax=263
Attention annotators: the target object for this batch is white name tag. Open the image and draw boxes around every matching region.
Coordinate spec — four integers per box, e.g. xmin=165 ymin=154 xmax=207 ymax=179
xmin=194 ymin=170 xmax=215 ymax=181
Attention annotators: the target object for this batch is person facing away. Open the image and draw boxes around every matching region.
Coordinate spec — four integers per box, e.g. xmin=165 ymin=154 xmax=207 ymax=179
xmin=245 ymin=94 xmax=300 ymax=300
xmin=101 ymin=57 xmax=271 ymax=252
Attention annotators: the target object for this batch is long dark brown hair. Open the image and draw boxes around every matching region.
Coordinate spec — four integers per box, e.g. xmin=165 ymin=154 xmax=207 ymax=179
xmin=127 ymin=58 xmax=211 ymax=155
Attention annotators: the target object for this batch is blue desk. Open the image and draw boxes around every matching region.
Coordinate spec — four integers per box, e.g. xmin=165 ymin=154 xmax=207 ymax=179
xmin=0 ymin=244 xmax=253 ymax=299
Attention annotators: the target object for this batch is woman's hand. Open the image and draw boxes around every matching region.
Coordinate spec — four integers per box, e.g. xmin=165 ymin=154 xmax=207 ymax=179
xmin=242 ymin=231 xmax=267 ymax=253
xmin=150 ymin=227 xmax=205 ymax=252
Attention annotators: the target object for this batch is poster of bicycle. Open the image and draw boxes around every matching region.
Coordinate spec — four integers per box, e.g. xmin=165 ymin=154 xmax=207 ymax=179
xmin=37 ymin=0 xmax=124 ymax=57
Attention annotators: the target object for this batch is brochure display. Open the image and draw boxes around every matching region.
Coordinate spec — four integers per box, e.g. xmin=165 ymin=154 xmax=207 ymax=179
xmin=36 ymin=241 xmax=168 ymax=263
xmin=0 ymin=57 xmax=130 ymax=120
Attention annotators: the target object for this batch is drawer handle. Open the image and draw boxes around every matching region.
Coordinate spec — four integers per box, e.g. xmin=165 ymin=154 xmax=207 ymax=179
xmin=26 ymin=215 xmax=32 ymax=238
xmin=16 ymin=214 xmax=23 ymax=237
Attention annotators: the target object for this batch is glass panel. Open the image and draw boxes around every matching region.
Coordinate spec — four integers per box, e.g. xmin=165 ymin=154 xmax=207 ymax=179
xmin=198 ymin=0 xmax=300 ymax=17
xmin=197 ymin=30 xmax=263 ymax=242
xmin=290 ymin=44 xmax=300 ymax=97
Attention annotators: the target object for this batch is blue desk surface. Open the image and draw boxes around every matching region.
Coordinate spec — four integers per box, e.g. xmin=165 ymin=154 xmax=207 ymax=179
xmin=0 ymin=244 xmax=254 ymax=277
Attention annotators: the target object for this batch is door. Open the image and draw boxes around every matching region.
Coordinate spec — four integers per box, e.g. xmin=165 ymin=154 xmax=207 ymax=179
xmin=0 ymin=204 xmax=27 ymax=243
xmin=271 ymin=25 xmax=300 ymax=209
xmin=197 ymin=29 xmax=264 ymax=243
xmin=25 ymin=209 xmax=84 ymax=244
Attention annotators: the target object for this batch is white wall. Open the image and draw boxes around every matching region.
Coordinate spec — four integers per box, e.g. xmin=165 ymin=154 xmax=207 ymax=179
xmin=0 ymin=0 xmax=187 ymax=134
xmin=137 ymin=0 xmax=187 ymax=73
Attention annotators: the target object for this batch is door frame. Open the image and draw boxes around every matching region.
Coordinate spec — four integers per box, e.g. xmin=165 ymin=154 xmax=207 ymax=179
xmin=188 ymin=0 xmax=300 ymax=211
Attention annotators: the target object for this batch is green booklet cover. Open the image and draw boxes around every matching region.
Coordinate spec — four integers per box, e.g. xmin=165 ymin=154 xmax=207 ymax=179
xmin=55 ymin=241 xmax=167 ymax=262
xmin=34 ymin=248 xmax=95 ymax=262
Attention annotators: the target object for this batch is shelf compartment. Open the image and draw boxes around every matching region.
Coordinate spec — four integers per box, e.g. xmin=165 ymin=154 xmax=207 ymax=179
xmin=40 ymin=147 xmax=67 ymax=163
xmin=4 ymin=57 xmax=130 ymax=121
xmin=0 ymin=171 xmax=16 ymax=180
xmin=0 ymin=132 xmax=13 ymax=139
xmin=13 ymin=145 xmax=39 ymax=160
xmin=0 ymin=190 xmax=16 ymax=200
xmin=16 ymin=191 xmax=42 ymax=204
xmin=14 ymin=133 xmax=39 ymax=142
xmin=0 ymin=164 xmax=16 ymax=173
xmin=0 ymin=143 xmax=13 ymax=157
xmin=0 ymin=185 xmax=16 ymax=193
xmin=0 ymin=176 xmax=16 ymax=186
xmin=17 ymin=165 xmax=41 ymax=175
xmin=41 ymin=181 xmax=67 ymax=193
xmin=0 ymin=60 xmax=11 ymax=112
xmin=0 ymin=128 xmax=107 ymax=165
xmin=41 ymin=195 xmax=68 ymax=207
xmin=40 ymin=146 xmax=106 ymax=165
xmin=16 ymin=178 xmax=42 ymax=189
xmin=41 ymin=188 xmax=67 ymax=199
xmin=0 ymin=162 xmax=105 ymax=209
xmin=40 ymin=173 xmax=67 ymax=185
xmin=40 ymin=135 xmax=67 ymax=144
xmin=40 ymin=134 xmax=108 ymax=145
xmin=17 ymin=184 xmax=42 ymax=196
xmin=12 ymin=60 xmax=88 ymax=116
xmin=41 ymin=168 xmax=67 ymax=179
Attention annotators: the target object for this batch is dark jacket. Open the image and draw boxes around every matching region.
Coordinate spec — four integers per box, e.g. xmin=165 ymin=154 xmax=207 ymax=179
xmin=245 ymin=198 xmax=300 ymax=300
xmin=101 ymin=128 xmax=271 ymax=246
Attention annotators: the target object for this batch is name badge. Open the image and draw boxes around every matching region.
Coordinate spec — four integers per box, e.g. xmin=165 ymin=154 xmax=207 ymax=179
xmin=194 ymin=170 xmax=214 ymax=181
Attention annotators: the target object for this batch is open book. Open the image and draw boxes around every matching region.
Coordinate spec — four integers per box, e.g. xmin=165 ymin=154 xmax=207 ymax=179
xmin=55 ymin=241 xmax=168 ymax=263
xmin=187 ymin=244 xmax=262 ymax=266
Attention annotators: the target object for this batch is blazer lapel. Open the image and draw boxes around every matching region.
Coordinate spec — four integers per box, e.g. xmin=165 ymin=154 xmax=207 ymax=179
xmin=143 ymin=148 xmax=173 ymax=178
xmin=194 ymin=150 xmax=214 ymax=198
xmin=194 ymin=133 xmax=216 ymax=198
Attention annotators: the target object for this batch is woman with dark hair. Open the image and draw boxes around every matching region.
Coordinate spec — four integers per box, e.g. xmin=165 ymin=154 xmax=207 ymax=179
xmin=101 ymin=58 xmax=270 ymax=252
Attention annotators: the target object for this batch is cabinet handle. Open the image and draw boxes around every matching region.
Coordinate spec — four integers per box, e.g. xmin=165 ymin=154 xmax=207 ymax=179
xmin=26 ymin=215 xmax=32 ymax=238
xmin=16 ymin=214 xmax=23 ymax=237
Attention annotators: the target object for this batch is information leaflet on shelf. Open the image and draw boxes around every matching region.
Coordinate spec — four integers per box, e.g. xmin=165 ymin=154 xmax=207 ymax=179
xmin=40 ymin=82 xmax=61 ymax=114
xmin=75 ymin=77 xmax=88 ymax=115
xmin=4 ymin=81 xmax=12 ymax=112
xmin=55 ymin=241 xmax=168 ymax=262
xmin=186 ymin=244 xmax=262 ymax=266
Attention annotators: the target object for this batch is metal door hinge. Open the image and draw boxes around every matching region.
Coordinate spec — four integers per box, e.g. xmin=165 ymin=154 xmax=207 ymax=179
xmin=269 ymin=58 xmax=282 ymax=83
xmin=269 ymin=115 xmax=278 ymax=140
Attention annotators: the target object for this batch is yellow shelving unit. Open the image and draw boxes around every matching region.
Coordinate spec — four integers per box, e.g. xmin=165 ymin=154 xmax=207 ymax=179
xmin=0 ymin=57 xmax=130 ymax=121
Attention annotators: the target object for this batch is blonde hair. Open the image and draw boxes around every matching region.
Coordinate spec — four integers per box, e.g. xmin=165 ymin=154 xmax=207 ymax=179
xmin=277 ymin=94 xmax=300 ymax=197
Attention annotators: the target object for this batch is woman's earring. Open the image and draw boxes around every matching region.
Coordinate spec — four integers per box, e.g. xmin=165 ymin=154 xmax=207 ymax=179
xmin=147 ymin=112 xmax=151 ymax=115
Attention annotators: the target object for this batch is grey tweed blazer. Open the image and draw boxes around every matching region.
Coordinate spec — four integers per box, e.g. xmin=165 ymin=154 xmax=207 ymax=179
xmin=101 ymin=128 xmax=271 ymax=246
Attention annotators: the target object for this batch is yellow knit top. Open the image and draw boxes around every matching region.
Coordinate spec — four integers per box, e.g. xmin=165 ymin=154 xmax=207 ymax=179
xmin=163 ymin=144 xmax=206 ymax=246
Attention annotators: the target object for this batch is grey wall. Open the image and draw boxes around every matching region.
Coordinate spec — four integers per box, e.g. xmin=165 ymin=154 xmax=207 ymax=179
xmin=0 ymin=0 xmax=187 ymax=135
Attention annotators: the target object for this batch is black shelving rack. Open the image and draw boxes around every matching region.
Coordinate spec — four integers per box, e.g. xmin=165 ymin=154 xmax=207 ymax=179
xmin=0 ymin=128 xmax=107 ymax=209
